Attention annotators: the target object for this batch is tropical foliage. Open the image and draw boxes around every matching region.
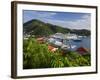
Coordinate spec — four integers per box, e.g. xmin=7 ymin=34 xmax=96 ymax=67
xmin=23 ymin=37 xmax=91 ymax=69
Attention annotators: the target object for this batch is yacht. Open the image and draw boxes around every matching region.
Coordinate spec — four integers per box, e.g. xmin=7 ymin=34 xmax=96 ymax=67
xmin=66 ymin=33 xmax=82 ymax=42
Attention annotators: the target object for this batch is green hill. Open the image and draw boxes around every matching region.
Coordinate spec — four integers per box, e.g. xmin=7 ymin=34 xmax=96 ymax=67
xmin=23 ymin=19 xmax=90 ymax=36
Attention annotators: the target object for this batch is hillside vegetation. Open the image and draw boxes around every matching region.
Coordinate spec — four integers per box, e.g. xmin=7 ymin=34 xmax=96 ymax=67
xmin=23 ymin=19 xmax=90 ymax=36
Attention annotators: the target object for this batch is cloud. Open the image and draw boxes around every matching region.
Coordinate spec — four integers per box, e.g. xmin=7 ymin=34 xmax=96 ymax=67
xmin=41 ymin=14 xmax=91 ymax=30
xmin=24 ymin=10 xmax=91 ymax=30
xmin=66 ymin=15 xmax=91 ymax=30
xmin=32 ymin=11 xmax=57 ymax=19
xmin=23 ymin=11 xmax=57 ymax=23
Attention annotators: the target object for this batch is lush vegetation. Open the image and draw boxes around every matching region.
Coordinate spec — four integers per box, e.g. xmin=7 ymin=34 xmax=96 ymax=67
xmin=23 ymin=19 xmax=90 ymax=36
xmin=23 ymin=37 xmax=91 ymax=69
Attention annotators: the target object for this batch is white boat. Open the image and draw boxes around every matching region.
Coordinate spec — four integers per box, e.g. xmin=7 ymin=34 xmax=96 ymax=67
xmin=66 ymin=33 xmax=82 ymax=42
xmin=54 ymin=41 xmax=63 ymax=47
xmin=66 ymin=33 xmax=78 ymax=40
xmin=61 ymin=44 xmax=77 ymax=51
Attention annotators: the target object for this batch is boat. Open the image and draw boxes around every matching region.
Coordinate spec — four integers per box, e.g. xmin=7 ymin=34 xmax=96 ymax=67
xmin=73 ymin=39 xmax=82 ymax=42
xmin=66 ymin=33 xmax=78 ymax=40
xmin=66 ymin=33 xmax=82 ymax=41
xmin=61 ymin=44 xmax=77 ymax=51
xmin=54 ymin=40 xmax=63 ymax=47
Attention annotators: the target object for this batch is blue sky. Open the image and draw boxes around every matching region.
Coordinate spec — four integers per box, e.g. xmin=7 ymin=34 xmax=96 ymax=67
xmin=23 ymin=10 xmax=91 ymax=30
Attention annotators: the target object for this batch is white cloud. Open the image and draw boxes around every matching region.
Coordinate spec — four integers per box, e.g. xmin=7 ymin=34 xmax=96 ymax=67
xmin=24 ymin=10 xmax=91 ymax=30
xmin=41 ymin=14 xmax=91 ymax=30
xmin=66 ymin=15 xmax=91 ymax=30
xmin=32 ymin=11 xmax=57 ymax=18
xmin=24 ymin=11 xmax=57 ymax=23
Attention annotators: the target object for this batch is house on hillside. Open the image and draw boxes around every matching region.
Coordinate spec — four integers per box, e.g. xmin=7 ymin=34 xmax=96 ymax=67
xmin=36 ymin=37 xmax=48 ymax=44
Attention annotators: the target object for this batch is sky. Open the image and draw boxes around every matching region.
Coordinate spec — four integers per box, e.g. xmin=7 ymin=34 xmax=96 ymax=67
xmin=23 ymin=10 xmax=91 ymax=30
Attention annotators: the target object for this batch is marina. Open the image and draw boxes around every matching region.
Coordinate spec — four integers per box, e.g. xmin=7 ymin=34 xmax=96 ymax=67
xmin=48 ymin=33 xmax=90 ymax=52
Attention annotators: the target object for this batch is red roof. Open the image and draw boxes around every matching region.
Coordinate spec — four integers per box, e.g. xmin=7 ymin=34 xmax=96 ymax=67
xmin=76 ymin=47 xmax=87 ymax=54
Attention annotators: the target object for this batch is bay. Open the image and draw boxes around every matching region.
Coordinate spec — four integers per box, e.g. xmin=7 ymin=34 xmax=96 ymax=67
xmin=66 ymin=36 xmax=91 ymax=51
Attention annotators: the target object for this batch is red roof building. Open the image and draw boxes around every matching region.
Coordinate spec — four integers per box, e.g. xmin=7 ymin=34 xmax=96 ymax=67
xmin=76 ymin=47 xmax=88 ymax=55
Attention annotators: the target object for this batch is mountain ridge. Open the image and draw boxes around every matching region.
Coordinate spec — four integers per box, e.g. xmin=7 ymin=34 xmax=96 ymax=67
xmin=23 ymin=19 xmax=90 ymax=36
